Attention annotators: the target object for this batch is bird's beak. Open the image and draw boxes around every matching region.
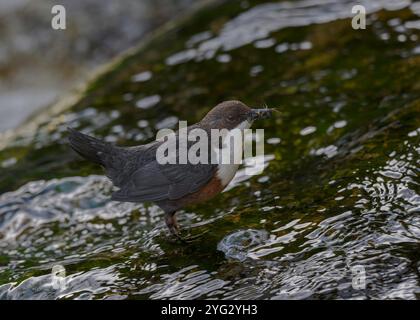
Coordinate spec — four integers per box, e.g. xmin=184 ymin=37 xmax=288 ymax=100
xmin=248 ymin=108 xmax=273 ymax=122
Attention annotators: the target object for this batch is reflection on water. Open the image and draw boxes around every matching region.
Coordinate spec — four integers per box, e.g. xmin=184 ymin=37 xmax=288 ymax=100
xmin=0 ymin=0 xmax=419 ymax=299
xmin=165 ymin=0 xmax=415 ymax=66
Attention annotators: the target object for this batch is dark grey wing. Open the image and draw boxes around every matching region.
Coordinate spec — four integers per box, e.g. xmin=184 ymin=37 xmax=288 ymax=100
xmin=162 ymin=162 xmax=217 ymax=199
xmin=111 ymin=161 xmax=216 ymax=202
xmin=111 ymin=128 xmax=217 ymax=202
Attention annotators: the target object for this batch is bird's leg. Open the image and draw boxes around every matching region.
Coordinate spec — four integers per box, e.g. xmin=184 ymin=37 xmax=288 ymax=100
xmin=164 ymin=211 xmax=207 ymax=242
xmin=165 ymin=211 xmax=180 ymax=237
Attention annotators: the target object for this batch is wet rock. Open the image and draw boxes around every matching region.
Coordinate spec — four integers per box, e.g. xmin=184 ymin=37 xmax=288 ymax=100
xmin=217 ymin=229 xmax=269 ymax=261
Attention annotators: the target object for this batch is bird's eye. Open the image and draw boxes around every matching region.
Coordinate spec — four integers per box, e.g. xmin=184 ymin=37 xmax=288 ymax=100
xmin=228 ymin=115 xmax=235 ymax=121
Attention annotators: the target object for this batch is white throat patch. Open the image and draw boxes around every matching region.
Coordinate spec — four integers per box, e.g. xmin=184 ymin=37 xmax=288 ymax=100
xmin=235 ymin=120 xmax=252 ymax=130
xmin=216 ymin=120 xmax=253 ymax=186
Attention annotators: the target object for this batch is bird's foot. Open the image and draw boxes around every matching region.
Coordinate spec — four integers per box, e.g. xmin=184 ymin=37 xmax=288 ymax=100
xmin=165 ymin=212 xmax=208 ymax=242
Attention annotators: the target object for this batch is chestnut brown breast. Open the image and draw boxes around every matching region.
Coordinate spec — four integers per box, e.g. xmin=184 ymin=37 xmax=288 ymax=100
xmin=180 ymin=175 xmax=224 ymax=206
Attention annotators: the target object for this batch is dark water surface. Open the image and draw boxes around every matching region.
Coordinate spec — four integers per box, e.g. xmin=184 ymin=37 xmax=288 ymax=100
xmin=0 ymin=0 xmax=419 ymax=299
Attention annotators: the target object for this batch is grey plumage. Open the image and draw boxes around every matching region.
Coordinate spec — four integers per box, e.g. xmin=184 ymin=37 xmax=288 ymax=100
xmin=67 ymin=101 xmax=272 ymax=239
xmin=68 ymin=127 xmax=216 ymax=208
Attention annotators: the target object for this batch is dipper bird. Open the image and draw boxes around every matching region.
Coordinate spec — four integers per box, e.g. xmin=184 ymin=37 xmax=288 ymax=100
xmin=68 ymin=100 xmax=272 ymax=240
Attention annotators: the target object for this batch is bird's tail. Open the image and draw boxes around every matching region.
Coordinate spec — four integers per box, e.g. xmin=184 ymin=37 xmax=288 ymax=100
xmin=67 ymin=127 xmax=112 ymax=166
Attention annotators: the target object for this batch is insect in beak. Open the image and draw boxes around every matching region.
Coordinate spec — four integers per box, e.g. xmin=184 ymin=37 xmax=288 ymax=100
xmin=247 ymin=108 xmax=273 ymax=121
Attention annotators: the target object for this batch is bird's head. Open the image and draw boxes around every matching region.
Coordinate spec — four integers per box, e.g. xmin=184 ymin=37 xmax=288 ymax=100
xmin=201 ymin=100 xmax=273 ymax=130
